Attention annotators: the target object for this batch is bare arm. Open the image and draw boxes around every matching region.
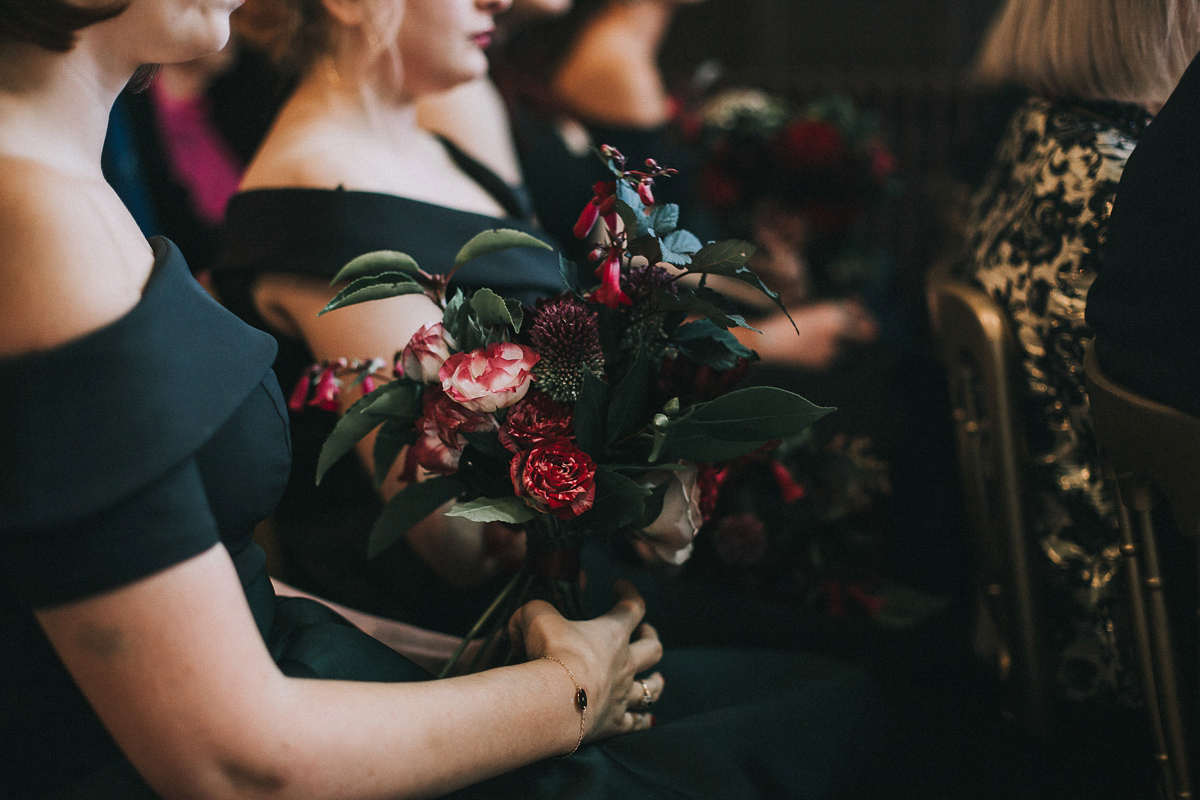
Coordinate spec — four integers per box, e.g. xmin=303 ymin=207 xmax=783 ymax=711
xmin=37 ymin=545 xmax=660 ymax=800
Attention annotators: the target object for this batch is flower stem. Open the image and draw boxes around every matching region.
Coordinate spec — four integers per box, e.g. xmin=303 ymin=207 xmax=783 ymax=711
xmin=437 ymin=566 xmax=528 ymax=679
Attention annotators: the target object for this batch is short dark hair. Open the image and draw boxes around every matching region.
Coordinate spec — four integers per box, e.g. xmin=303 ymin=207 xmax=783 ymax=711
xmin=0 ymin=0 xmax=129 ymax=52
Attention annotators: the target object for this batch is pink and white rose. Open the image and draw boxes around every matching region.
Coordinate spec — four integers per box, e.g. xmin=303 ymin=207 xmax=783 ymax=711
xmin=399 ymin=322 xmax=458 ymax=384
xmin=439 ymin=342 xmax=539 ymax=414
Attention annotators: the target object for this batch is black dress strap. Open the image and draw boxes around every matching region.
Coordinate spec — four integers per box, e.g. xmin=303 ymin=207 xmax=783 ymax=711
xmin=435 ymin=134 xmax=534 ymax=221
xmin=0 ymin=238 xmax=278 ymax=531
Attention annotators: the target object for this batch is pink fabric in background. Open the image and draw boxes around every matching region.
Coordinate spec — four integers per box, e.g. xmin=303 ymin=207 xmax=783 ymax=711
xmin=150 ymin=81 xmax=243 ymax=227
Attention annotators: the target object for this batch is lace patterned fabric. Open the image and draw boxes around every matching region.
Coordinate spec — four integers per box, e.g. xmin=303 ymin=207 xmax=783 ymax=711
xmin=960 ymin=96 xmax=1150 ymax=703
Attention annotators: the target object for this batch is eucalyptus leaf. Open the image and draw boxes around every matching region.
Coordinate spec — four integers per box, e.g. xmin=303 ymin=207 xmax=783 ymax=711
xmin=646 ymin=203 xmax=680 ymax=235
xmin=453 ymin=228 xmax=552 ymax=268
xmin=367 ymin=476 xmax=465 ymax=558
xmin=331 ymin=250 xmax=420 ymax=285
xmin=444 ymin=496 xmax=538 ymax=525
xmin=319 ymin=273 xmax=425 ymax=316
xmin=615 ymin=181 xmax=650 ymax=237
xmin=661 ymin=229 xmax=703 ymax=265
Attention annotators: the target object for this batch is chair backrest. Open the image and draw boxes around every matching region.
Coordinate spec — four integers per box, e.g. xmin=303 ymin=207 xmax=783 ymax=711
xmin=1083 ymin=345 xmax=1200 ymax=542
xmin=930 ymin=278 xmax=1044 ymax=726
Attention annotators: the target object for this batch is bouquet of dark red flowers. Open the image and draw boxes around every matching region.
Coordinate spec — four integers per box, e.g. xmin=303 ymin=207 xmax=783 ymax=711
xmin=304 ymin=146 xmax=830 ymax=673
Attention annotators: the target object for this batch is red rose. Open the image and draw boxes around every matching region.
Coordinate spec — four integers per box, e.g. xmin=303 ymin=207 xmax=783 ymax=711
xmin=408 ymin=386 xmax=497 ymax=476
xmin=510 ymin=438 xmax=596 ymax=519
xmin=439 ymin=341 xmax=539 ymax=413
xmin=498 ymin=391 xmax=574 ymax=453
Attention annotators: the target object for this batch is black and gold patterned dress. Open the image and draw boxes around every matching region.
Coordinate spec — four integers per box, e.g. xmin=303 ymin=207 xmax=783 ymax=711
xmin=960 ymin=95 xmax=1150 ymax=703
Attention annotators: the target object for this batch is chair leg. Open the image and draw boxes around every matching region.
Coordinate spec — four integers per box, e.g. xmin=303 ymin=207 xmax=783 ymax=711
xmin=1115 ymin=489 xmax=1176 ymax=799
xmin=1118 ymin=482 xmax=1194 ymax=799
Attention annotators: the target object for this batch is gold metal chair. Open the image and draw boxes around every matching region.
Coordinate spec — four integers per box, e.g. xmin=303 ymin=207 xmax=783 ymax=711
xmin=1084 ymin=344 xmax=1200 ymax=799
xmin=929 ymin=278 xmax=1045 ymax=731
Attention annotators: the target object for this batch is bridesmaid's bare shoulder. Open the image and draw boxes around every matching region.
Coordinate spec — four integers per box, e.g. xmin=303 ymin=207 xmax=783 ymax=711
xmin=0 ymin=156 xmax=154 ymax=358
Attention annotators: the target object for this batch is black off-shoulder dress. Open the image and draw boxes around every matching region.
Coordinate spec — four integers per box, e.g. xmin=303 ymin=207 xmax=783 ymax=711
xmin=2 ymin=238 xmax=879 ymax=799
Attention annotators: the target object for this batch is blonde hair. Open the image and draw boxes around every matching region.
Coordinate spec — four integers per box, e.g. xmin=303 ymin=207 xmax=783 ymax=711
xmin=974 ymin=0 xmax=1200 ymax=107
xmin=233 ymin=0 xmax=403 ymax=80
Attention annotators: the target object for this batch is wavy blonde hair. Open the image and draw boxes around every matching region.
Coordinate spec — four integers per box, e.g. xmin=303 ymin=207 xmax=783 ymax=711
xmin=233 ymin=0 xmax=403 ymax=79
xmin=974 ymin=0 xmax=1200 ymax=107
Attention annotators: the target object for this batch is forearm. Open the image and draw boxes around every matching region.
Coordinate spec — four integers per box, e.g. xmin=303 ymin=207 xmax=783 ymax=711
xmin=225 ymin=659 xmax=580 ymax=800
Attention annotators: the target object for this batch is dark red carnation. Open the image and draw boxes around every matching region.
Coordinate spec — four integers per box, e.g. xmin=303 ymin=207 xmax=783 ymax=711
xmin=499 ymin=391 xmax=574 ymax=452
xmin=405 ymin=386 xmax=497 ymax=477
xmin=510 ymin=438 xmax=596 ymax=519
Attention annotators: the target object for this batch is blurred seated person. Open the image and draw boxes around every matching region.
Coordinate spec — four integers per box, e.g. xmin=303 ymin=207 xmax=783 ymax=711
xmin=1087 ymin=51 xmax=1200 ymax=419
xmin=212 ymin=0 xmax=563 ymax=635
xmin=956 ymin=0 xmax=1200 ymax=705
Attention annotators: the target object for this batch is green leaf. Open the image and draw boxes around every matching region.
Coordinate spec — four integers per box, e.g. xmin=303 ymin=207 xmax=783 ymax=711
xmin=672 ymin=319 xmax=755 ymax=370
xmin=607 ymin=345 xmax=652 ymax=444
xmin=453 ymin=228 xmax=553 ymax=268
xmin=646 ymin=203 xmax=680 ymax=235
xmin=363 ymin=379 xmax=421 ymax=419
xmin=372 ymin=419 xmax=415 ymax=488
xmin=660 ymin=229 xmax=703 ymax=266
xmin=657 ymin=287 xmax=758 ymax=331
xmin=559 ymin=254 xmax=583 ymax=294
xmin=316 ymin=404 xmax=382 ymax=485
xmin=319 ymin=273 xmax=425 ymax=316
xmin=687 ymin=239 xmax=756 ymax=276
xmin=626 ymin=233 xmax=663 ymax=265
xmin=615 ymin=181 xmax=650 ymax=237
xmin=331 ymin=250 xmax=420 ymax=285
xmin=367 ymin=476 xmax=465 ymax=558
xmin=471 ymin=288 xmax=519 ymax=331
xmin=657 ymin=387 xmax=834 ymax=462
xmin=444 ymin=496 xmax=538 ymax=524
xmin=577 ymin=467 xmax=652 ymax=531
xmin=573 ymin=371 xmax=609 ymax=455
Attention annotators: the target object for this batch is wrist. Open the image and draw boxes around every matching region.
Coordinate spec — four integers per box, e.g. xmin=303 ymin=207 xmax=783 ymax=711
xmin=538 ymin=655 xmax=588 ymax=756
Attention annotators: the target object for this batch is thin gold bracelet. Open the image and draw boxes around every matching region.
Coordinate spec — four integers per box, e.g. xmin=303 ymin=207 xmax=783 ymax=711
xmin=539 ymin=656 xmax=587 ymax=757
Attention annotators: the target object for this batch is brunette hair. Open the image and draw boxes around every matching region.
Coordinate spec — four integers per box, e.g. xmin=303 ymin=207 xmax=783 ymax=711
xmin=0 ymin=0 xmax=128 ymax=52
xmin=974 ymin=0 xmax=1200 ymax=107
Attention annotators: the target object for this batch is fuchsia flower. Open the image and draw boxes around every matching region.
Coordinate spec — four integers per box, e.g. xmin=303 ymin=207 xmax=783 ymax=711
xmin=309 ymin=366 xmax=341 ymax=412
xmin=288 ymin=366 xmax=319 ymax=412
xmin=590 ymin=244 xmax=632 ymax=309
xmin=399 ymin=322 xmax=457 ymax=384
xmin=573 ymin=180 xmax=618 ymax=239
xmin=408 ymin=386 xmax=498 ymax=476
xmin=439 ymin=342 xmax=539 ymax=413
xmin=510 ymin=438 xmax=597 ymax=519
